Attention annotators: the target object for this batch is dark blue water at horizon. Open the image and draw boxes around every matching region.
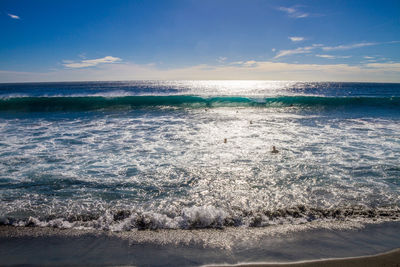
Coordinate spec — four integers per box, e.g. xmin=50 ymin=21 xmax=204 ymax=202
xmin=1 ymin=80 xmax=400 ymax=98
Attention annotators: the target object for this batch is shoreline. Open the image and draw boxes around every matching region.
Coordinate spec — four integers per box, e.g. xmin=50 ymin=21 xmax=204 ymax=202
xmin=207 ymin=248 xmax=400 ymax=267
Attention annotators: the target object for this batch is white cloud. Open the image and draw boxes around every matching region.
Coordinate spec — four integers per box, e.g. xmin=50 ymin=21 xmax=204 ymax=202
xmin=240 ymin=60 xmax=258 ymax=67
xmin=63 ymin=56 xmax=121 ymax=68
xmin=279 ymin=7 xmax=296 ymax=14
xmin=322 ymin=42 xmax=377 ymax=51
xmin=322 ymin=41 xmax=400 ymax=51
xmin=3 ymin=60 xmax=400 ymax=83
xmin=278 ymin=7 xmax=309 ymax=18
xmin=229 ymin=61 xmax=244 ymax=65
xmin=295 ymin=13 xmax=309 ymax=18
xmin=364 ymin=62 xmax=400 ymax=71
xmin=363 ymin=56 xmax=375 ymax=59
xmin=8 ymin=13 xmax=20 ymax=19
xmin=316 ymin=54 xmax=335 ymax=59
xmin=217 ymin=57 xmax=227 ymax=63
xmin=289 ymin=37 xmax=304 ymax=42
xmin=316 ymin=54 xmax=352 ymax=59
xmin=274 ymin=40 xmax=398 ymax=59
xmin=274 ymin=44 xmax=322 ymax=58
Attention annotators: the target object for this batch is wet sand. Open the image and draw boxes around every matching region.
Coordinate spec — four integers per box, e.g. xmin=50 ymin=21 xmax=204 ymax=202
xmin=209 ymin=248 xmax=400 ymax=267
xmin=1 ymin=222 xmax=400 ymax=266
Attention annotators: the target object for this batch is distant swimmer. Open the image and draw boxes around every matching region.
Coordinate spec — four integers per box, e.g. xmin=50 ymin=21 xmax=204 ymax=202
xmin=250 ymin=120 xmax=253 ymax=124
xmin=271 ymin=146 xmax=279 ymax=153
xmin=224 ymin=138 xmax=227 ymax=143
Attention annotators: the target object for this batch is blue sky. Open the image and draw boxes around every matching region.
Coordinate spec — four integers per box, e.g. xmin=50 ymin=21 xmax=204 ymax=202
xmin=1 ymin=0 xmax=400 ymax=82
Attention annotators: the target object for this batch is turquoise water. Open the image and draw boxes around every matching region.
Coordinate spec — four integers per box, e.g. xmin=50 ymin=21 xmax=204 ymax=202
xmin=0 ymin=95 xmax=399 ymax=111
xmin=0 ymin=81 xmax=399 ymax=230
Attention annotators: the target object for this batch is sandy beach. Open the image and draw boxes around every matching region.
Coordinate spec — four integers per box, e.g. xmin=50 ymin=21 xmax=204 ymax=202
xmin=209 ymin=248 xmax=400 ymax=267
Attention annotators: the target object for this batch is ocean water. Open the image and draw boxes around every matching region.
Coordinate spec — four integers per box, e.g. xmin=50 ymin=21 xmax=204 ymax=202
xmin=0 ymin=81 xmax=399 ymax=232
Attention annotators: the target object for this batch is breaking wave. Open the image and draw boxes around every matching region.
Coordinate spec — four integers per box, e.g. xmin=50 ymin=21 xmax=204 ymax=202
xmin=2 ymin=205 xmax=400 ymax=231
xmin=0 ymin=95 xmax=399 ymax=112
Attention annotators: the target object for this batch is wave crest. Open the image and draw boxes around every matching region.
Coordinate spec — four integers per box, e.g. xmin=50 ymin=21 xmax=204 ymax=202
xmin=0 ymin=96 xmax=399 ymax=112
xmin=2 ymin=205 xmax=399 ymax=231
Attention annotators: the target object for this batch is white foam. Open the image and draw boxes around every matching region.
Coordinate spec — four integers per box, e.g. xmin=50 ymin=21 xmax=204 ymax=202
xmin=1 ymin=105 xmax=399 ymax=232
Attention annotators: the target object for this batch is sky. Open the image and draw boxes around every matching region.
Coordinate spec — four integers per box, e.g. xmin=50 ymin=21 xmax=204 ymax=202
xmin=1 ymin=0 xmax=400 ymax=82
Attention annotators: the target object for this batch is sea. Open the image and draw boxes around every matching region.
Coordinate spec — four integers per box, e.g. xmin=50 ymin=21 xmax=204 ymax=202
xmin=0 ymin=80 xmax=399 ymax=266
